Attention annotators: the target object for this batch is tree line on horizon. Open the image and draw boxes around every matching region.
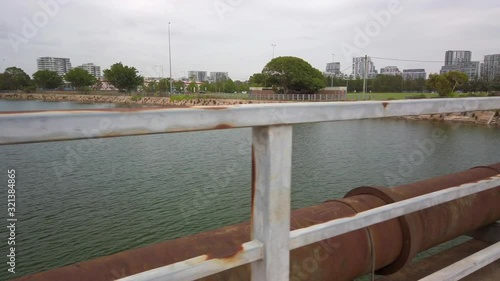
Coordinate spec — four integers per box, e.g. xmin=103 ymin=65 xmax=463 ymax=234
xmin=0 ymin=62 xmax=250 ymax=94
xmin=1 ymin=57 xmax=500 ymax=97
xmin=247 ymin=57 xmax=500 ymax=97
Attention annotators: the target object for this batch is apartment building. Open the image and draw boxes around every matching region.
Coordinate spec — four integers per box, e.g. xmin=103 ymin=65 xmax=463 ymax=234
xmin=37 ymin=57 xmax=72 ymax=76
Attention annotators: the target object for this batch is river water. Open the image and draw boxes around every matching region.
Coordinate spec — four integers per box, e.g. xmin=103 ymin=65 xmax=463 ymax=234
xmin=0 ymin=100 xmax=499 ymax=280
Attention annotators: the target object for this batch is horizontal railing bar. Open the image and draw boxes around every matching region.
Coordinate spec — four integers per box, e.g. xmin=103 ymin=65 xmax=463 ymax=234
xmin=418 ymin=241 xmax=500 ymax=281
xmin=118 ymin=240 xmax=263 ymax=281
xmin=289 ymin=176 xmax=500 ymax=250
xmin=1 ymin=98 xmax=500 ymax=145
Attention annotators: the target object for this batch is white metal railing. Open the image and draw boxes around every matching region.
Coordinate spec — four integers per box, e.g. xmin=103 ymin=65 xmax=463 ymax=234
xmin=1 ymin=98 xmax=500 ymax=281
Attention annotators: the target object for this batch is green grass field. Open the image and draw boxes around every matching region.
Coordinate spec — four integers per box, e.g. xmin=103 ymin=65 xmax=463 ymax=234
xmin=346 ymin=92 xmax=435 ymax=101
xmin=346 ymin=92 xmax=491 ymax=101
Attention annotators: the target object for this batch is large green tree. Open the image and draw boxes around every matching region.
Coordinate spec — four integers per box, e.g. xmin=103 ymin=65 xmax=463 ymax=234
xmin=445 ymin=71 xmax=468 ymax=93
xmin=65 ymin=68 xmax=97 ymax=90
xmin=260 ymin=56 xmax=325 ymax=94
xmin=224 ymin=79 xmax=236 ymax=93
xmin=427 ymin=71 xmax=468 ymax=97
xmin=33 ymin=70 xmax=63 ymax=90
xmin=1 ymin=67 xmax=32 ymax=90
xmin=427 ymin=74 xmax=453 ymax=97
xmin=103 ymin=63 xmax=144 ymax=92
xmin=248 ymin=73 xmax=266 ymax=87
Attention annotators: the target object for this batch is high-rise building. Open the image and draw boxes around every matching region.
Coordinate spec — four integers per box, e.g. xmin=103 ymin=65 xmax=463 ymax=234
xmin=481 ymin=54 xmax=500 ymax=81
xmin=187 ymin=71 xmax=208 ymax=82
xmin=37 ymin=57 xmax=72 ymax=76
xmin=441 ymin=62 xmax=480 ymax=78
xmin=209 ymin=72 xmax=229 ymax=82
xmin=402 ymin=69 xmax=427 ymax=80
xmin=77 ymin=63 xmax=101 ymax=80
xmin=440 ymin=50 xmax=480 ymax=79
xmin=352 ymin=57 xmax=377 ymax=79
xmin=325 ymin=62 xmax=341 ymax=76
xmin=380 ymin=66 xmax=402 ymax=76
xmin=445 ymin=50 xmax=472 ymax=66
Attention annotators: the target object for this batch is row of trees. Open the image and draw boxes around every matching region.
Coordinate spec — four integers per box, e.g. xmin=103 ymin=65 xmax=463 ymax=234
xmin=248 ymin=56 xmax=500 ymax=96
xmin=0 ymin=66 xmax=93 ymax=91
xmin=321 ymin=75 xmax=427 ymax=93
xmin=142 ymin=78 xmax=250 ymax=94
xmin=3 ymin=57 xmax=499 ymax=96
xmin=0 ymin=62 xmax=250 ymax=94
xmin=0 ymin=63 xmax=144 ymax=92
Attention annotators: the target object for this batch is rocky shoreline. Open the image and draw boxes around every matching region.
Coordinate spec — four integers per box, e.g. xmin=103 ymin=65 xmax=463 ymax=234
xmin=1 ymin=92 xmax=498 ymax=126
xmin=394 ymin=111 xmax=499 ymax=126
xmin=0 ymin=93 xmax=279 ymax=107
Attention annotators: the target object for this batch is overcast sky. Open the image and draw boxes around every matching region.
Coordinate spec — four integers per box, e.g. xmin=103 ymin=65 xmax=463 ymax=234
xmin=1 ymin=0 xmax=499 ymax=80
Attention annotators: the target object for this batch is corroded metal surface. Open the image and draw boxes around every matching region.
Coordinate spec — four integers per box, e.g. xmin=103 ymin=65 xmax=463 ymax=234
xmin=13 ymin=164 xmax=500 ymax=281
xmin=2 ymin=97 xmax=500 ymax=145
xmin=346 ymin=164 xmax=500 ymax=274
xmin=330 ymin=194 xmax=404 ymax=271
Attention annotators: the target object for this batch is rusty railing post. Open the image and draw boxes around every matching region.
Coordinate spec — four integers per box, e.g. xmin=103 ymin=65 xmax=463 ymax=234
xmin=251 ymin=125 xmax=293 ymax=281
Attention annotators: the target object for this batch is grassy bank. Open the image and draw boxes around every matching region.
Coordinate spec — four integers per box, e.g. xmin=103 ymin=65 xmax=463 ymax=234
xmin=346 ymin=92 xmax=492 ymax=101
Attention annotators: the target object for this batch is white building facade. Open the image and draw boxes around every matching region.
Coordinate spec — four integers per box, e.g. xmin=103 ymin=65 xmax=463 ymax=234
xmin=188 ymin=71 xmax=208 ymax=82
xmin=440 ymin=50 xmax=480 ymax=79
xmin=481 ymin=54 xmax=500 ymax=81
xmin=352 ymin=57 xmax=377 ymax=79
xmin=380 ymin=66 xmax=402 ymax=76
xmin=209 ymin=72 xmax=229 ymax=82
xmin=402 ymin=69 xmax=427 ymax=80
xmin=37 ymin=57 xmax=72 ymax=76
xmin=77 ymin=63 xmax=102 ymax=80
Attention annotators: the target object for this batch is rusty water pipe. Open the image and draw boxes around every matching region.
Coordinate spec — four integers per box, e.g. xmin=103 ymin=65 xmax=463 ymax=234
xmin=346 ymin=163 xmax=500 ymax=274
xmin=14 ymin=164 xmax=500 ymax=281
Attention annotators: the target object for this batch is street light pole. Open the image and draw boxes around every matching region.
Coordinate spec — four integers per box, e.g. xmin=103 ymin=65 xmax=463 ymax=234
xmin=168 ymin=22 xmax=173 ymax=94
xmin=272 ymin=44 xmax=276 ymax=59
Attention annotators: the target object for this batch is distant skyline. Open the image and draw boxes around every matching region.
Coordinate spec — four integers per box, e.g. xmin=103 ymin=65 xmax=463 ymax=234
xmin=1 ymin=0 xmax=499 ymax=80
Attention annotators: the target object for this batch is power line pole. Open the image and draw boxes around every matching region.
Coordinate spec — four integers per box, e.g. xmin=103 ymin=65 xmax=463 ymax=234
xmin=168 ymin=22 xmax=173 ymax=95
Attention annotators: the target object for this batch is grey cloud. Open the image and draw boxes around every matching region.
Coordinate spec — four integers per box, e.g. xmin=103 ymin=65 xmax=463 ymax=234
xmin=0 ymin=0 xmax=499 ymax=80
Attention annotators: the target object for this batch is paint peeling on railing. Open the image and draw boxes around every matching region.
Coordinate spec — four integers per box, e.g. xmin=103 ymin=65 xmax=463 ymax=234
xmin=2 ymin=98 xmax=500 ymax=145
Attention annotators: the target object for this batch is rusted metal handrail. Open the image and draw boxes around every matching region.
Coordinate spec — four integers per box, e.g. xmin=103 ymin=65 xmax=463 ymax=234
xmin=1 ymin=97 xmax=500 ymax=145
xmin=289 ymin=176 xmax=500 ymax=250
xmin=4 ymin=98 xmax=500 ymax=281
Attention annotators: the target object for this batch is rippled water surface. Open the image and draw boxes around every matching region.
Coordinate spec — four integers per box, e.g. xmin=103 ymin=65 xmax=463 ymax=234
xmin=0 ymin=100 xmax=499 ymax=279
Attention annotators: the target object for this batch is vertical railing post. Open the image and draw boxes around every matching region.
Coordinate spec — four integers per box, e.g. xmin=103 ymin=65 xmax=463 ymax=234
xmin=251 ymin=125 xmax=292 ymax=281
